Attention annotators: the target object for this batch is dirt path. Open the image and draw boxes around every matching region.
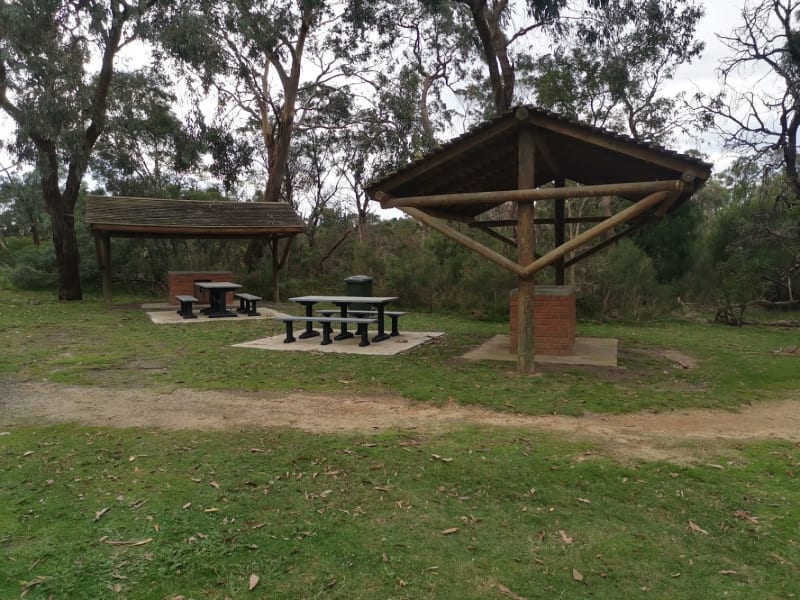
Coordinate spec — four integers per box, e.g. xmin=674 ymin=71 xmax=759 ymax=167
xmin=2 ymin=380 xmax=799 ymax=462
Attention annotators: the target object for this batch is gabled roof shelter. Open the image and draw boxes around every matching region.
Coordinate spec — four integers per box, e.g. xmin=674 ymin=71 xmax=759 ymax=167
xmin=86 ymin=196 xmax=305 ymax=307
xmin=366 ymin=106 xmax=712 ymax=374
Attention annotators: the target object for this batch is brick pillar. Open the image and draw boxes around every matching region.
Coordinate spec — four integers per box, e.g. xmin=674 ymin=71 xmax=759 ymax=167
xmin=510 ymin=286 xmax=576 ymax=355
xmin=167 ymin=271 xmax=235 ymax=305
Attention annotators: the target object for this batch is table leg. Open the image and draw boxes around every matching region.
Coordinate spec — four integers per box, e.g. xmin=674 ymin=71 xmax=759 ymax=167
xmin=208 ymin=289 xmax=237 ymax=318
xmin=334 ymin=304 xmax=354 ymax=340
xmin=373 ymin=305 xmax=390 ymax=342
xmin=298 ymin=302 xmax=320 ymax=338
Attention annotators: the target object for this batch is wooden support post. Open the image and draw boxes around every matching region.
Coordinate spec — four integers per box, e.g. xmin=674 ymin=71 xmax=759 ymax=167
xmin=94 ymin=233 xmax=112 ymax=309
xmin=517 ymin=128 xmax=536 ymax=375
xmin=401 ymin=207 xmax=523 ymax=275
xmin=554 ymin=177 xmax=566 ymax=285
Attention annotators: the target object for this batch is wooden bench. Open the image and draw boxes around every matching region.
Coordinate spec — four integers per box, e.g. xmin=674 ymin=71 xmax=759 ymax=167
xmin=175 ymin=294 xmax=198 ymax=319
xmin=272 ymin=316 xmax=377 ymax=347
xmin=234 ymin=292 xmax=262 ymax=316
xmin=317 ymin=308 xmax=406 ymax=337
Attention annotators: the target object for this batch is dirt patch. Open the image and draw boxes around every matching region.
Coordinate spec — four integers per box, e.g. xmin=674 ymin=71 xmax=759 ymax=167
xmin=2 ymin=380 xmax=799 ymax=463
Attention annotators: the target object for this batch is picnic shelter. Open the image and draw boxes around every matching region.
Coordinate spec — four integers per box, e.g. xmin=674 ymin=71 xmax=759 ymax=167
xmin=366 ymin=106 xmax=713 ymax=374
xmin=85 ymin=196 xmax=305 ymax=307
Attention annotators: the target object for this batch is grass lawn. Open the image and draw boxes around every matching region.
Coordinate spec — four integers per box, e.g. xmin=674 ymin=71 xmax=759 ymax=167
xmin=1 ymin=288 xmax=799 ymax=598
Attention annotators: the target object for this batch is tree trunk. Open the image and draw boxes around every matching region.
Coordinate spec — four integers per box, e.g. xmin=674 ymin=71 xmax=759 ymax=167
xmin=46 ymin=194 xmax=82 ymax=300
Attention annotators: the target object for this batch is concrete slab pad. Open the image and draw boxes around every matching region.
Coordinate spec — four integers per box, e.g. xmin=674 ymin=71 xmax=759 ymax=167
xmin=234 ymin=331 xmax=445 ymax=356
xmin=462 ymin=334 xmax=618 ymax=367
xmin=146 ymin=305 xmax=282 ymax=324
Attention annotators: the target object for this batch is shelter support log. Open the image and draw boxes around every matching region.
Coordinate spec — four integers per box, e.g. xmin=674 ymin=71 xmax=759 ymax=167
xmin=374 ymin=179 xmax=683 ymax=209
xmin=94 ymin=233 xmax=112 ymax=309
xmin=400 ymin=208 xmax=523 ymax=276
xmin=517 ymin=127 xmax=536 ymax=375
xmin=519 ymin=190 xmax=674 ymax=278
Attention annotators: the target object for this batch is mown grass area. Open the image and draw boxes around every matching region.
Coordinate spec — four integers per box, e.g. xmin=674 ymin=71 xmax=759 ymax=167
xmin=2 ymin=425 xmax=799 ymax=599
xmin=1 ymin=289 xmax=798 ymax=416
xmin=2 ymin=288 xmax=799 ymax=598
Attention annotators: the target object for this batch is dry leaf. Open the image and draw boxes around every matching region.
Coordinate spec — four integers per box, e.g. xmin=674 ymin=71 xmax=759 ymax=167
xmin=209 ymin=481 xmax=220 ymax=490
xmin=496 ymin=582 xmax=527 ymax=599
xmin=112 ymin=583 xmax=122 ymax=593
xmin=441 ymin=527 xmax=459 ymax=535
xmin=572 ymin=568 xmax=584 ymax=582
xmin=733 ymin=510 xmax=759 ymax=524
xmin=182 ymin=502 xmax=191 ymax=510
xmin=706 ymin=463 xmax=724 ymax=470
xmin=719 ymin=570 xmax=737 ymax=575
xmin=688 ymin=520 xmax=709 ymax=535
xmin=23 ymin=450 xmax=34 ymax=457
xmin=248 ymin=573 xmax=259 ymax=591
xmin=128 ymin=456 xmax=136 ymax=462
xmin=320 ymin=489 xmax=333 ymax=498
xmin=94 ymin=507 xmax=109 ymax=521
xmin=250 ymin=448 xmax=265 ymax=453
xmin=577 ymin=498 xmax=591 ymax=504
xmin=101 ymin=538 xmax=152 ymax=546
xmin=204 ymin=507 xmax=218 ymax=513
xmin=558 ymin=530 xmax=574 ymax=545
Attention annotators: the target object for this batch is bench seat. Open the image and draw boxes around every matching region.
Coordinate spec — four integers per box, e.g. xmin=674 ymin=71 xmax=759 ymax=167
xmin=234 ymin=292 xmax=262 ymax=316
xmin=272 ymin=315 xmax=377 ymax=346
xmin=175 ymin=294 xmax=198 ymax=319
xmin=317 ymin=308 xmax=406 ymax=336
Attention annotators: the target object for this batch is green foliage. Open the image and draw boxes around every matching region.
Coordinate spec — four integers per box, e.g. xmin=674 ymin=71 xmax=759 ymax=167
xmin=579 ymin=239 xmax=673 ymax=321
xmin=0 ymin=237 xmax=56 ymax=289
xmin=635 ymin=202 xmax=703 ymax=283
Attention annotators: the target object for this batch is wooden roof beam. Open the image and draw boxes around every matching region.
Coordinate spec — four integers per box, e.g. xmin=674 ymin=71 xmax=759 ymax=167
xmin=519 ymin=190 xmax=672 ymax=278
xmin=374 ymin=179 xmax=685 ymax=209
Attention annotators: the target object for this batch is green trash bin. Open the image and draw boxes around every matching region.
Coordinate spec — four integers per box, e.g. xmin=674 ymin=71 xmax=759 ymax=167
xmin=344 ymin=275 xmax=373 ymax=310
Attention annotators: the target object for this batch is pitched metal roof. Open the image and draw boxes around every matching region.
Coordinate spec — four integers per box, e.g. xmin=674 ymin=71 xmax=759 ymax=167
xmin=86 ymin=196 xmax=305 ymax=238
xmin=366 ymin=106 xmax=712 ymax=220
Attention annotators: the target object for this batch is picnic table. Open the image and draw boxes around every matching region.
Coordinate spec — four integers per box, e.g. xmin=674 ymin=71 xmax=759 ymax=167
xmin=288 ymin=295 xmax=399 ymax=342
xmin=195 ymin=281 xmax=242 ymax=318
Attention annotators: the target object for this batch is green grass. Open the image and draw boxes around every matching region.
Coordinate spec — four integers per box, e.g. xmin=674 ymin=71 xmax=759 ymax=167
xmin=1 ymin=289 xmax=798 ymax=415
xmin=2 ymin=288 xmax=800 ymax=598
xmin=2 ymin=426 xmax=799 ymax=599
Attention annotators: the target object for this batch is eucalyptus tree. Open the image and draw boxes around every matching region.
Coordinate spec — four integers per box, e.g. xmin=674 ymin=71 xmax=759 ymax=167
xmin=700 ymin=0 xmax=800 ymax=202
xmin=417 ymin=0 xmax=611 ymax=117
xmin=0 ymin=171 xmax=46 ymax=247
xmin=534 ymin=0 xmax=704 ymax=144
xmin=0 ymin=0 xmax=157 ymax=300
xmin=153 ymin=0 xmax=388 ymax=298
xmin=90 ymin=71 xmax=204 ymax=198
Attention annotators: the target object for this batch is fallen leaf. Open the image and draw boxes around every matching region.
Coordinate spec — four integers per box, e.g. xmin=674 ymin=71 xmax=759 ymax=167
xmin=101 ymin=538 xmax=153 ymax=546
xmin=128 ymin=456 xmax=136 ymax=462
xmin=112 ymin=583 xmax=122 ymax=593
xmin=320 ymin=489 xmax=333 ymax=498
xmin=577 ymin=498 xmax=591 ymax=504
xmin=719 ymin=570 xmax=737 ymax=575
xmin=250 ymin=448 xmax=265 ymax=453
xmin=182 ymin=502 xmax=191 ymax=510
xmin=496 ymin=582 xmax=527 ymax=599
xmin=248 ymin=573 xmax=259 ymax=591
xmin=558 ymin=530 xmax=574 ymax=545
xmin=572 ymin=568 xmax=584 ymax=582
xmin=94 ymin=507 xmax=110 ymax=521
xmin=23 ymin=450 xmax=34 ymax=457
xmin=209 ymin=481 xmax=220 ymax=490
xmin=441 ymin=527 xmax=459 ymax=535
xmin=706 ymin=463 xmax=725 ymax=470
xmin=733 ymin=510 xmax=759 ymax=524
xmin=204 ymin=507 xmax=218 ymax=513
xmin=688 ymin=520 xmax=709 ymax=535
